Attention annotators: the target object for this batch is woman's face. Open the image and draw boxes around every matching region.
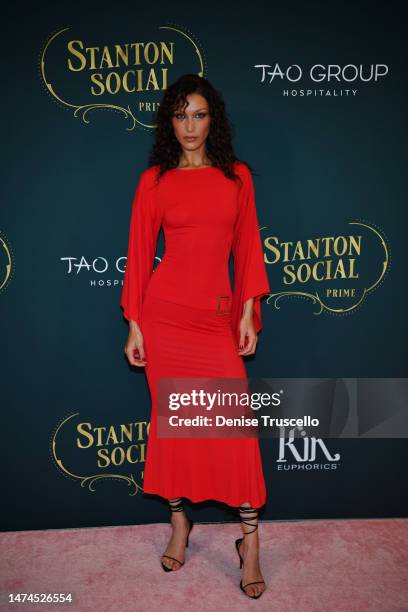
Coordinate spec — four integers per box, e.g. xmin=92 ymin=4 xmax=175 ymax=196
xmin=171 ymin=93 xmax=211 ymax=152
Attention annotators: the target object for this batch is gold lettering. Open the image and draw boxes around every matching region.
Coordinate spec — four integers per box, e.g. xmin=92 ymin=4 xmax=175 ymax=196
xmin=67 ymin=40 xmax=86 ymax=71
xmin=76 ymin=422 xmax=93 ymax=448
xmin=264 ymin=236 xmax=280 ymax=264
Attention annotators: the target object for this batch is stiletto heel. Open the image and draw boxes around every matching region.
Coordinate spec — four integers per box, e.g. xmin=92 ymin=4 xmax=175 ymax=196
xmin=185 ymin=517 xmax=193 ymax=548
xmin=161 ymin=497 xmax=194 ymax=572
xmin=233 ymin=505 xmax=266 ymax=599
xmin=235 ymin=537 xmax=244 ymax=568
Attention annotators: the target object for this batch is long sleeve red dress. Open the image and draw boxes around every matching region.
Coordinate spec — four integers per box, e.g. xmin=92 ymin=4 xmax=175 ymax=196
xmin=120 ymin=161 xmax=270 ymax=509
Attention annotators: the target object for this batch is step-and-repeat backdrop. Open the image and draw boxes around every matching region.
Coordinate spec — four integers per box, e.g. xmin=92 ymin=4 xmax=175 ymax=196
xmin=2 ymin=1 xmax=407 ymax=530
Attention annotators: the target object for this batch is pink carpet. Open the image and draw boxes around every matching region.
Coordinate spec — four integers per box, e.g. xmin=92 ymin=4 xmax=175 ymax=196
xmin=1 ymin=519 xmax=407 ymax=611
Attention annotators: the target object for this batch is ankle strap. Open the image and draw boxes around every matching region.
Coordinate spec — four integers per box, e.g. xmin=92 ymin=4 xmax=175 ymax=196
xmin=238 ymin=505 xmax=259 ymax=535
xmin=169 ymin=497 xmax=184 ymax=512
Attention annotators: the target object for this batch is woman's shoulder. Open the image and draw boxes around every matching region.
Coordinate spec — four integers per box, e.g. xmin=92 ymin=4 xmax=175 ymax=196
xmin=139 ymin=164 xmax=160 ymax=183
xmin=233 ymin=159 xmax=252 ymax=178
xmin=133 ymin=165 xmax=161 ymax=193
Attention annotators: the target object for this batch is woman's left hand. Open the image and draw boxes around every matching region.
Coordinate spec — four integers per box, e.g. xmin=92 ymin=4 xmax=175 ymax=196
xmin=238 ymin=315 xmax=258 ymax=356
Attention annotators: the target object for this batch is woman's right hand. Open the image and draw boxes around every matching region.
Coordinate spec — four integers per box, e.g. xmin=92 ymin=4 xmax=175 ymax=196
xmin=124 ymin=321 xmax=147 ymax=367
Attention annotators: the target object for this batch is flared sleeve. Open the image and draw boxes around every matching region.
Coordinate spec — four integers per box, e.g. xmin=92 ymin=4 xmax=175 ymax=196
xmin=120 ymin=169 xmax=161 ymax=326
xmin=231 ymin=164 xmax=271 ymax=345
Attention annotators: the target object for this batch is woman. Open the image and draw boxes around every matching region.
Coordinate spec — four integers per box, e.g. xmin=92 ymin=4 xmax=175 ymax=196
xmin=121 ymin=74 xmax=270 ymax=599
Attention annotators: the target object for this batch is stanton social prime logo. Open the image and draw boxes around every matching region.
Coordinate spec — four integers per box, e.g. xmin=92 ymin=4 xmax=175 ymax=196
xmin=0 ymin=232 xmax=14 ymax=295
xmin=39 ymin=23 xmax=206 ymax=131
xmin=263 ymin=219 xmax=390 ymax=315
xmin=51 ymin=413 xmax=150 ymax=496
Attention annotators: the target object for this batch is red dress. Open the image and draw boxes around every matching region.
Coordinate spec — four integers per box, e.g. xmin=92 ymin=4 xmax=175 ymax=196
xmin=120 ymin=161 xmax=270 ymax=508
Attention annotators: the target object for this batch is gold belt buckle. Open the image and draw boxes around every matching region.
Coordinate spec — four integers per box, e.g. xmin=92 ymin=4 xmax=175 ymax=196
xmin=217 ymin=295 xmax=230 ymax=315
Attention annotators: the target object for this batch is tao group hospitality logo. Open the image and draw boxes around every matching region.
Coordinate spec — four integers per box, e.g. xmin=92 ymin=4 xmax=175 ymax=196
xmin=255 ymin=62 xmax=389 ymax=97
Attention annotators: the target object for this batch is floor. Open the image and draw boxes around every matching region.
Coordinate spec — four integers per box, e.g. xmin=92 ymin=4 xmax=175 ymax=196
xmin=1 ymin=518 xmax=407 ymax=611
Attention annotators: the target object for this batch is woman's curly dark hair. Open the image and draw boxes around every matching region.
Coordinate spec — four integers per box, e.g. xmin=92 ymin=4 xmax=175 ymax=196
xmin=147 ymin=73 xmax=254 ymax=187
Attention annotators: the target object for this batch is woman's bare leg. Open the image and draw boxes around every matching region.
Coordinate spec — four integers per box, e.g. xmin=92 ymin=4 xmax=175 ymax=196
xmin=161 ymin=497 xmax=191 ymax=571
xmin=237 ymin=502 xmax=266 ymax=597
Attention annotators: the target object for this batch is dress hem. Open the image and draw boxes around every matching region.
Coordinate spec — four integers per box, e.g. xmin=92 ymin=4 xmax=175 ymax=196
xmin=142 ymin=489 xmax=266 ymax=510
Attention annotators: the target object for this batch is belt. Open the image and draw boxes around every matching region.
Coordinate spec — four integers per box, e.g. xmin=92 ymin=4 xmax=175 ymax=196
xmin=215 ymin=294 xmax=232 ymax=315
xmin=195 ymin=294 xmax=232 ymax=314
xmin=183 ymin=293 xmax=232 ymax=314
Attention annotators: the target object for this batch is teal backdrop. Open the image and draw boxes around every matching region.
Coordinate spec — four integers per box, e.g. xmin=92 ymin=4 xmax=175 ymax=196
xmin=2 ymin=0 xmax=407 ymax=530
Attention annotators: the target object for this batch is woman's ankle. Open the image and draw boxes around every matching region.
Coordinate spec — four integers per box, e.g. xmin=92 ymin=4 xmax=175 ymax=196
xmin=241 ymin=533 xmax=260 ymax=550
xmin=170 ymin=511 xmax=189 ymax=525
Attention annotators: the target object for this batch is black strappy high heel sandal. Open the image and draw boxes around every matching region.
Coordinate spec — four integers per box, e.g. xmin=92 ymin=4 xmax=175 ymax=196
xmin=234 ymin=505 xmax=266 ymax=599
xmin=161 ymin=497 xmax=194 ymax=572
